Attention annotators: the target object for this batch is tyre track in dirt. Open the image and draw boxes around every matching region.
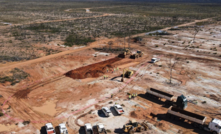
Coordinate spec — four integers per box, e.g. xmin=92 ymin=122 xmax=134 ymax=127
xmin=13 ymin=75 xmax=66 ymax=99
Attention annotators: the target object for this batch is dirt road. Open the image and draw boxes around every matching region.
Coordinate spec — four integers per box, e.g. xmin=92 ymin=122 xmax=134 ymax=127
xmin=133 ymin=17 xmax=214 ymax=37
xmin=0 ymin=45 xmax=92 ymax=72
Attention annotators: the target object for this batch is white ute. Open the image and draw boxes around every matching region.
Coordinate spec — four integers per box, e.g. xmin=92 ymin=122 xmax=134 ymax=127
xmin=45 ymin=123 xmax=56 ymax=134
xmin=113 ymin=104 xmax=125 ymax=115
xmin=96 ymin=123 xmax=107 ymax=134
xmin=206 ymin=118 xmax=221 ymax=134
xmin=58 ymin=123 xmax=68 ymax=134
xmin=101 ymin=107 xmax=111 ymax=117
xmin=85 ymin=123 xmax=93 ymax=134
xmin=151 ymin=58 xmax=160 ymax=63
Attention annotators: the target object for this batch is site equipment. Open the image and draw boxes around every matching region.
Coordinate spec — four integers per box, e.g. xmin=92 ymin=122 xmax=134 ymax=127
xmin=124 ymin=49 xmax=132 ymax=55
xmin=151 ymin=58 xmax=160 ymax=63
xmin=146 ymin=88 xmax=187 ymax=109
xmin=93 ymin=123 xmax=107 ymax=134
xmin=58 ymin=123 xmax=68 ymax=134
xmin=85 ymin=123 xmax=93 ymax=134
xmin=131 ymin=50 xmax=143 ymax=59
xmin=101 ymin=107 xmax=111 ymax=117
xmin=123 ymin=69 xmax=134 ymax=78
xmin=118 ymin=49 xmax=132 ymax=58
xmin=167 ymin=106 xmax=221 ymax=134
xmin=137 ymin=50 xmax=143 ymax=57
xmin=45 ymin=123 xmax=56 ymax=134
xmin=113 ymin=104 xmax=125 ymax=115
xmin=123 ymin=120 xmax=148 ymax=134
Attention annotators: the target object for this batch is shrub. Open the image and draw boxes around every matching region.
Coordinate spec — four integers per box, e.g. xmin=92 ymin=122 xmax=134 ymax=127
xmin=0 ymin=68 xmax=30 ymax=85
xmin=64 ymin=34 xmax=95 ymax=47
xmin=0 ymin=112 xmax=3 ymax=117
xmin=22 ymin=121 xmax=30 ymax=125
xmin=106 ymin=129 xmax=111 ymax=133
xmin=202 ymin=101 xmax=207 ymax=104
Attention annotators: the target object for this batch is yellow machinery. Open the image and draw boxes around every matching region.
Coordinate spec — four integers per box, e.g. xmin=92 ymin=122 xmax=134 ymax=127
xmin=137 ymin=50 xmax=143 ymax=57
xmin=131 ymin=50 xmax=143 ymax=59
xmin=124 ymin=49 xmax=132 ymax=55
xmin=118 ymin=49 xmax=132 ymax=58
xmin=123 ymin=120 xmax=148 ymax=134
xmin=124 ymin=69 xmax=134 ymax=78
xmin=121 ymin=69 xmax=133 ymax=82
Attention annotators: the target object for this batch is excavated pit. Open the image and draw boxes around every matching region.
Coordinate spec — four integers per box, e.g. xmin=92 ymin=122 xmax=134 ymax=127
xmin=65 ymin=57 xmax=121 ymax=79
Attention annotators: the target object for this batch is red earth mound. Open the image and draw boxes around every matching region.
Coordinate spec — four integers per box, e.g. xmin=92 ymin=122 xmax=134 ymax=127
xmin=65 ymin=57 xmax=121 ymax=79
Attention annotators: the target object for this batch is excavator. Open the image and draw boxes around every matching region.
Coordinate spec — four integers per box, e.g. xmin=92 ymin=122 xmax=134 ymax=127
xmin=121 ymin=69 xmax=134 ymax=82
xmin=123 ymin=120 xmax=149 ymax=134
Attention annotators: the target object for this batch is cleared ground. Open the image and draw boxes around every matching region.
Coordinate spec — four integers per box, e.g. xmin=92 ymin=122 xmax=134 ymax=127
xmin=0 ymin=17 xmax=221 ymax=134
xmin=0 ymin=1 xmax=221 ymax=134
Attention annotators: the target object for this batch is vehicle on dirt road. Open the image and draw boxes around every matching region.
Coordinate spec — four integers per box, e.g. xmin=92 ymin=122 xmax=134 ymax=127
xmin=113 ymin=104 xmax=125 ymax=115
xmin=101 ymin=107 xmax=111 ymax=117
xmin=45 ymin=123 xmax=56 ymax=134
xmin=58 ymin=123 xmax=68 ymax=134
xmin=93 ymin=123 xmax=107 ymax=134
xmin=85 ymin=123 xmax=93 ymax=134
xmin=146 ymin=88 xmax=188 ymax=109
xmin=151 ymin=58 xmax=160 ymax=63
xmin=123 ymin=120 xmax=149 ymax=134
xmin=167 ymin=106 xmax=221 ymax=134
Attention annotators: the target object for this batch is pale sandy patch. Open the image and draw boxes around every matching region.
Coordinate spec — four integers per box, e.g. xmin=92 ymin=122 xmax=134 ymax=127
xmin=0 ymin=124 xmax=17 ymax=132
xmin=33 ymin=100 xmax=57 ymax=116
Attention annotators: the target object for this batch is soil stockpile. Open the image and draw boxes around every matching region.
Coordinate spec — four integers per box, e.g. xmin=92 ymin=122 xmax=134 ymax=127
xmin=65 ymin=57 xmax=121 ymax=79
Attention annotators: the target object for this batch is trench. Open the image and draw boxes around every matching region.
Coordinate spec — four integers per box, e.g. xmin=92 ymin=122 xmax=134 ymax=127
xmin=65 ymin=57 xmax=121 ymax=79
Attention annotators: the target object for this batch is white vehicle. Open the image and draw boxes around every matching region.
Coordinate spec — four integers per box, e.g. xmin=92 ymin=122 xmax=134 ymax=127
xmin=85 ymin=123 xmax=93 ymax=134
xmin=101 ymin=107 xmax=111 ymax=117
xmin=167 ymin=106 xmax=221 ymax=134
xmin=58 ymin=123 xmax=68 ymax=134
xmin=151 ymin=58 xmax=160 ymax=63
xmin=206 ymin=119 xmax=221 ymax=134
xmin=45 ymin=123 xmax=56 ymax=134
xmin=113 ymin=104 xmax=125 ymax=115
xmin=93 ymin=123 xmax=107 ymax=134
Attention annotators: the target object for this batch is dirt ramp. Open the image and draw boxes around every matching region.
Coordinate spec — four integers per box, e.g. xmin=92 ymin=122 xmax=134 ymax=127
xmin=65 ymin=57 xmax=121 ymax=79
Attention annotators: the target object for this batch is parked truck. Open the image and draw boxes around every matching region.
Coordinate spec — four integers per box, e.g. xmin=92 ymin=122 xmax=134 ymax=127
xmin=45 ymin=123 xmax=56 ymax=134
xmin=167 ymin=106 xmax=221 ymax=134
xmin=93 ymin=123 xmax=107 ymax=134
xmin=113 ymin=104 xmax=125 ymax=115
xmin=101 ymin=107 xmax=111 ymax=117
xmin=58 ymin=123 xmax=68 ymax=134
xmin=85 ymin=123 xmax=93 ymax=134
xmin=146 ymin=88 xmax=188 ymax=109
